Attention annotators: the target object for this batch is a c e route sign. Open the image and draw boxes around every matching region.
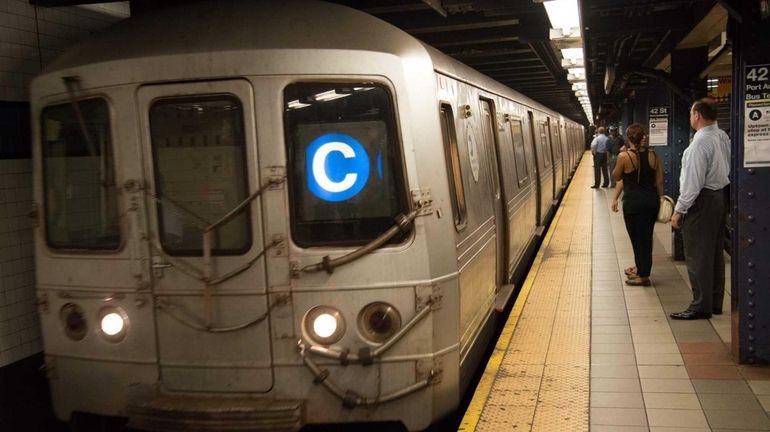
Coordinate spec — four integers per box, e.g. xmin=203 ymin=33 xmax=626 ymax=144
xmin=306 ymin=133 xmax=370 ymax=202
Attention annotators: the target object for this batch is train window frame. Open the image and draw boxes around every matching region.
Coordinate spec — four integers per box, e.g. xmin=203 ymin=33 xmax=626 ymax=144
xmin=283 ymin=81 xmax=410 ymax=248
xmin=509 ymin=116 xmax=530 ymax=187
xmin=40 ymin=96 xmax=123 ymax=252
xmin=148 ymin=94 xmax=253 ymax=256
xmin=439 ymin=102 xmax=467 ymax=232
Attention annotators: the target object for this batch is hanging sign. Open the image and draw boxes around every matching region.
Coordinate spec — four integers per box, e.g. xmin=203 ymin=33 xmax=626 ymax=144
xmin=744 ymin=64 xmax=770 ymax=167
xmin=648 ymin=106 xmax=669 ymax=146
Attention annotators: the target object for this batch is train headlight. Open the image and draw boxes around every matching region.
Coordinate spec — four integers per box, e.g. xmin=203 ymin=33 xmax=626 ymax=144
xmin=98 ymin=307 xmax=128 ymax=343
xmin=304 ymin=306 xmax=345 ymax=345
xmin=59 ymin=303 xmax=87 ymax=341
xmin=358 ymin=302 xmax=401 ymax=343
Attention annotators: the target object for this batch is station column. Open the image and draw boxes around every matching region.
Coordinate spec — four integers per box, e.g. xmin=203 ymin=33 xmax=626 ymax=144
xmin=731 ymin=1 xmax=770 ymax=364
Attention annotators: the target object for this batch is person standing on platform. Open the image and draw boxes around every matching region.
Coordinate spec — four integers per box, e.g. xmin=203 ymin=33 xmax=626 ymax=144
xmin=611 ymin=124 xmax=662 ymax=286
xmin=670 ymin=97 xmax=731 ymax=320
xmin=607 ymin=125 xmax=625 ymax=187
xmin=590 ymin=126 xmax=610 ymax=188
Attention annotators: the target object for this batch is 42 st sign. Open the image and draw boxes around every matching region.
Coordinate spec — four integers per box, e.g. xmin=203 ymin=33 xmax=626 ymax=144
xmin=744 ymin=64 xmax=770 ymax=167
xmin=746 ymin=65 xmax=770 ymax=101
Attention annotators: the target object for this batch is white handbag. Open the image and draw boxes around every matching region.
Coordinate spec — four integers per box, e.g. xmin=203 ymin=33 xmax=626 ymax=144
xmin=657 ymin=195 xmax=675 ymax=223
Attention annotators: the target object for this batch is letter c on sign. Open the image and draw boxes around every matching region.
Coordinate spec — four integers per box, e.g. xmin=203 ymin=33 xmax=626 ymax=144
xmin=306 ymin=133 xmax=370 ymax=202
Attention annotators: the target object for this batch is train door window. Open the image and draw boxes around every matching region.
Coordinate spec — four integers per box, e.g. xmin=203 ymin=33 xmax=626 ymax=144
xmin=439 ymin=103 xmax=467 ymax=230
xmin=149 ymin=96 xmax=251 ymax=255
xmin=284 ymin=83 xmax=408 ymax=247
xmin=551 ymin=123 xmax=561 ymax=159
xmin=41 ymin=98 xmax=120 ymax=250
xmin=510 ymin=119 xmax=529 ymax=186
xmin=539 ymin=122 xmax=551 ymax=166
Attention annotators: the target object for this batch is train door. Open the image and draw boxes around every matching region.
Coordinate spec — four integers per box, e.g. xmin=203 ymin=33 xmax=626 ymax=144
xmin=479 ymin=99 xmax=507 ymax=286
xmin=137 ymin=80 xmax=273 ymax=393
xmin=534 ymin=116 xmax=554 ymax=224
xmin=547 ymin=117 xmax=563 ymax=198
xmin=527 ymin=111 xmax=543 ymax=226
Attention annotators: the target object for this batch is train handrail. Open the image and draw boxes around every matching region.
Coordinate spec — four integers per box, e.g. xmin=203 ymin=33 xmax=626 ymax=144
xmin=298 ymin=343 xmax=438 ymax=409
xmin=144 ymin=177 xmax=284 ymax=327
xmin=301 ymin=206 xmax=425 ymax=275
xmin=155 ymin=293 xmax=288 ymax=333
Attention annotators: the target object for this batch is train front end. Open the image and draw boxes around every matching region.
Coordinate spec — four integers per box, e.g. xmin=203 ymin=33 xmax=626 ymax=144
xmin=30 ymin=2 xmax=461 ymax=431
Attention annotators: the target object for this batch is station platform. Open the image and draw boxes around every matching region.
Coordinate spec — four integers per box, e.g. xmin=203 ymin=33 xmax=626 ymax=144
xmin=459 ymin=153 xmax=770 ymax=432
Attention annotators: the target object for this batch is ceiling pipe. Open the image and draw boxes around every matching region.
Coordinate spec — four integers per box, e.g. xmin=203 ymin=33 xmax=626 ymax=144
xmin=615 ymin=67 xmax=691 ymax=103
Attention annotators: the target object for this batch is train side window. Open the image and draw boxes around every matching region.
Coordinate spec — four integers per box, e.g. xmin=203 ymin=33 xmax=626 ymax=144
xmin=510 ymin=119 xmax=529 ymax=186
xmin=149 ymin=96 xmax=252 ymax=255
xmin=41 ymin=98 xmax=120 ymax=250
xmin=439 ymin=103 xmax=467 ymax=230
xmin=284 ymin=83 xmax=408 ymax=247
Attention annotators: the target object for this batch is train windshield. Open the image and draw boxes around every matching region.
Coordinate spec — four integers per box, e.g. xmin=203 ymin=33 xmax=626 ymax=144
xmin=41 ymin=98 xmax=120 ymax=250
xmin=284 ymin=83 xmax=407 ymax=247
xmin=149 ymin=96 xmax=251 ymax=255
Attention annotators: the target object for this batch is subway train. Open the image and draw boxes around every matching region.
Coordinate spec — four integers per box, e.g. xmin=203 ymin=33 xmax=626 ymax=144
xmin=30 ymin=1 xmax=584 ymax=430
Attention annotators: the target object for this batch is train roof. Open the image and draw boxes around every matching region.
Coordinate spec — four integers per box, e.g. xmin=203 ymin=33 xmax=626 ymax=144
xmin=40 ymin=0 xmax=575 ymax=123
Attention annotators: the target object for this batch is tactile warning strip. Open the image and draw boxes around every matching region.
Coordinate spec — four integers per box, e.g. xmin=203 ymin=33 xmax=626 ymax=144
xmin=460 ymin=154 xmax=594 ymax=431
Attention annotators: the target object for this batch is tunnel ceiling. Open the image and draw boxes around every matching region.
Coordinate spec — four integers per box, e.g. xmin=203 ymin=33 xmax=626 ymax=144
xmin=581 ymin=0 xmax=727 ymax=125
xmin=29 ymin=0 xmax=730 ymax=126
xmin=329 ymin=0 xmax=589 ymax=124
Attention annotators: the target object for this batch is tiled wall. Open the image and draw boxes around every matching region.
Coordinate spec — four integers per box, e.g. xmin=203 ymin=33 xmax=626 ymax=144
xmin=0 ymin=159 xmax=36 ymax=366
xmin=0 ymin=0 xmax=128 ymax=367
xmin=0 ymin=0 xmax=128 ymax=101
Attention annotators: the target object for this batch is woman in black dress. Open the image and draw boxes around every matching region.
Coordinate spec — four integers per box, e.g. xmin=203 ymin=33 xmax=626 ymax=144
xmin=611 ymin=124 xmax=664 ymax=286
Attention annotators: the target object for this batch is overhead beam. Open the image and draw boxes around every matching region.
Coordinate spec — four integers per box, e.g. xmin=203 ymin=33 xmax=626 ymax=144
xmin=420 ymin=0 xmax=447 ymax=18
xmin=432 ymin=36 xmax=520 ymax=49
xmin=586 ymin=12 xmax=691 ymax=37
xmin=406 ymin=18 xmax=519 ymax=35
xmin=448 ymin=47 xmax=532 ymax=59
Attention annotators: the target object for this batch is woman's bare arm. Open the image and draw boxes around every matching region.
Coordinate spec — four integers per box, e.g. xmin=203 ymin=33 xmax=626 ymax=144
xmin=611 ymin=180 xmax=624 ymax=212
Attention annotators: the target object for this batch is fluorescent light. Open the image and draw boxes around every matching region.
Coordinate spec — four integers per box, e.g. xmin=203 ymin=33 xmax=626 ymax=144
xmin=543 ymin=0 xmax=580 ymax=35
xmin=313 ymin=90 xmax=350 ymax=102
xmin=287 ymin=100 xmax=311 ymax=110
xmin=561 ymin=48 xmax=584 ymax=61
xmin=562 ymin=57 xmax=584 ymax=68
xmin=572 ymin=82 xmax=587 ymax=90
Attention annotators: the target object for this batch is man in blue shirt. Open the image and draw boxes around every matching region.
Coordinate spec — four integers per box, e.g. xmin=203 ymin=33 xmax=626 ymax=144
xmin=607 ymin=125 xmax=625 ymax=187
xmin=670 ymin=98 xmax=731 ymax=320
xmin=590 ymin=126 xmax=611 ymax=188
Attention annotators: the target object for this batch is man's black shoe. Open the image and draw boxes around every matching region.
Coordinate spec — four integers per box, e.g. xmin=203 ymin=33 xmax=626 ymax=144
xmin=591 ymin=185 xmax=599 ymax=189
xmin=602 ymin=184 xmax=610 ymax=188
xmin=670 ymin=310 xmax=712 ymax=320
xmin=712 ymin=310 xmax=723 ymax=315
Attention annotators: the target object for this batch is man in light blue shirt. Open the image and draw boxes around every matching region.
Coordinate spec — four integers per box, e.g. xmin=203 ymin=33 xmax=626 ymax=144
xmin=670 ymin=98 xmax=731 ymax=320
xmin=590 ymin=126 xmax=611 ymax=188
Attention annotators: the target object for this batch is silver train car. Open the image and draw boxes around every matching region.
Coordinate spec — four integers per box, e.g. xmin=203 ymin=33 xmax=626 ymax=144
xmin=30 ymin=1 xmax=584 ymax=430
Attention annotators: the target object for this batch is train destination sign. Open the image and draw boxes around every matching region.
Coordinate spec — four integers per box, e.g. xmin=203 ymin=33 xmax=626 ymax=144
xmin=648 ymin=105 xmax=669 ymax=146
xmin=744 ymin=64 xmax=770 ymax=167
xmin=306 ymin=133 xmax=370 ymax=202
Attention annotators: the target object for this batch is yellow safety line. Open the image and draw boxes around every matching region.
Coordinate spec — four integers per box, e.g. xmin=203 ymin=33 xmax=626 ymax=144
xmin=458 ymin=160 xmax=582 ymax=432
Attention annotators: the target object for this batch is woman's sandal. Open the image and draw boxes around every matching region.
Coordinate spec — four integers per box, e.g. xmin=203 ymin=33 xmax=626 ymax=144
xmin=624 ymin=266 xmax=637 ymax=276
xmin=625 ymin=278 xmax=651 ymax=286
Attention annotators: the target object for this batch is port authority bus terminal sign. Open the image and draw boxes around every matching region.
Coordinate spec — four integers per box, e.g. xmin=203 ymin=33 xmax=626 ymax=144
xmin=745 ymin=64 xmax=770 ymax=167
xmin=648 ymin=106 xmax=669 ymax=146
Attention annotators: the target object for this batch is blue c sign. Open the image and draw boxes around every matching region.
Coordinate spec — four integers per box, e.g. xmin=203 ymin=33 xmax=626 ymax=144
xmin=306 ymin=133 xmax=370 ymax=202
